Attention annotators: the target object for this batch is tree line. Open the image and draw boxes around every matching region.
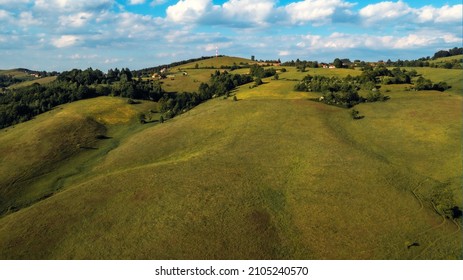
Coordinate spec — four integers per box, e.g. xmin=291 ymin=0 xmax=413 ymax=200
xmin=0 ymin=68 xmax=164 ymax=129
xmin=159 ymin=71 xmax=253 ymax=119
xmin=294 ymin=65 xmax=449 ymax=108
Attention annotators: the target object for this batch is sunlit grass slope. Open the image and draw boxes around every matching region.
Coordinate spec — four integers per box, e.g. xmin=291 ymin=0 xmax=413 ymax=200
xmin=8 ymin=76 xmax=57 ymax=89
xmin=0 ymin=75 xmax=460 ymax=259
xmin=177 ymin=56 xmax=255 ymax=69
xmin=0 ymin=97 xmax=158 ymax=215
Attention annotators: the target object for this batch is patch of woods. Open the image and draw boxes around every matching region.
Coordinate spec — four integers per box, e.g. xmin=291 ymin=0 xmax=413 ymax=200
xmin=281 ymin=48 xmax=462 ymax=70
xmin=158 ymin=70 xmax=253 ymax=119
xmin=294 ymin=65 xmax=450 ymax=109
xmin=0 ymin=64 xmax=257 ymax=129
xmin=0 ymin=68 xmax=164 ymax=129
xmin=132 ymin=56 xmax=218 ymax=77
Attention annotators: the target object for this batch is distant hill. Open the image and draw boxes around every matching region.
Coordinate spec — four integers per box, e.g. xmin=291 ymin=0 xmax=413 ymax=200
xmin=176 ymin=56 xmax=255 ymax=69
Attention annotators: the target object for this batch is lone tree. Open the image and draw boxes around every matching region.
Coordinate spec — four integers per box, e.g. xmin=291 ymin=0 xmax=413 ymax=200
xmin=139 ymin=113 xmax=146 ymax=124
xmin=350 ymin=109 xmax=362 ymax=120
xmin=159 ymin=115 xmax=164 ymax=123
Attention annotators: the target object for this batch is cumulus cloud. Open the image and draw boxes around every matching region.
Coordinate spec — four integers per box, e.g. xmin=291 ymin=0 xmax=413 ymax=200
xmin=285 ymin=0 xmax=355 ymax=25
xmin=128 ymin=0 xmax=145 ymax=5
xmin=150 ymin=0 xmax=166 ymax=6
xmin=52 ymin=35 xmax=80 ymax=48
xmin=59 ymin=12 xmax=93 ymax=28
xmin=222 ymin=0 xmax=274 ymax=26
xmin=360 ymin=1 xmax=463 ymax=25
xmin=416 ymin=4 xmax=463 ymax=24
xmin=166 ymin=0 xmax=211 ymax=23
xmin=0 ymin=9 xmax=11 ymax=21
xmin=296 ymin=31 xmax=461 ymax=51
xmin=33 ymin=0 xmax=113 ymax=13
xmin=359 ymin=1 xmax=412 ymax=23
xmin=165 ymin=0 xmax=357 ymax=27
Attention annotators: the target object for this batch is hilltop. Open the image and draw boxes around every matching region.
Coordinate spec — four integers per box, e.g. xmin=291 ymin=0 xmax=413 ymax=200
xmin=0 ymin=55 xmax=461 ymax=259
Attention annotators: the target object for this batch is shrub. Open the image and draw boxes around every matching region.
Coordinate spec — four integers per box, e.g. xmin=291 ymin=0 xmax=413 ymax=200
xmin=350 ymin=109 xmax=363 ymax=120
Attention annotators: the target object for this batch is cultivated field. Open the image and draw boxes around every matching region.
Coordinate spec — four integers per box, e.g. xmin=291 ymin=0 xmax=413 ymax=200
xmin=0 ymin=57 xmax=461 ymax=259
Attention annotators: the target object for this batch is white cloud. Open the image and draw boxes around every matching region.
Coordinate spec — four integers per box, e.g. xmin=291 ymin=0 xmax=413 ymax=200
xmin=104 ymin=58 xmax=121 ymax=64
xmin=296 ymin=31 xmax=461 ymax=51
xmin=166 ymin=0 xmax=211 ymax=23
xmin=34 ymin=0 xmax=113 ymax=13
xmin=52 ymin=35 xmax=80 ymax=48
xmin=285 ymin=0 xmax=355 ymax=24
xmin=59 ymin=12 xmax=93 ymax=28
xmin=359 ymin=1 xmax=412 ymax=23
xmin=150 ymin=0 xmax=166 ymax=6
xmin=360 ymin=2 xmax=462 ymax=25
xmin=278 ymin=50 xmax=290 ymax=56
xmin=0 ymin=9 xmax=11 ymax=21
xmin=0 ymin=0 xmax=31 ymax=9
xmin=417 ymin=4 xmax=463 ymax=24
xmin=222 ymin=0 xmax=274 ymax=26
xmin=129 ymin=0 xmax=145 ymax=5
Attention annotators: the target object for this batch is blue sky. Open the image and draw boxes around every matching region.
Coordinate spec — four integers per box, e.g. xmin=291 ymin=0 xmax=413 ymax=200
xmin=0 ymin=0 xmax=461 ymax=71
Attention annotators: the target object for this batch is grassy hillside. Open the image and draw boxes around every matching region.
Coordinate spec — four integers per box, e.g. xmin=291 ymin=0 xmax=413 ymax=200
xmin=8 ymin=76 xmax=57 ymax=89
xmin=177 ymin=56 xmax=255 ymax=69
xmin=0 ymin=97 xmax=159 ymax=215
xmin=0 ymin=61 xmax=461 ymax=259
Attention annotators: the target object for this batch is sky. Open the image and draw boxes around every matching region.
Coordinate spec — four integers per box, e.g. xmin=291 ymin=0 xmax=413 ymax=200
xmin=0 ymin=0 xmax=462 ymax=71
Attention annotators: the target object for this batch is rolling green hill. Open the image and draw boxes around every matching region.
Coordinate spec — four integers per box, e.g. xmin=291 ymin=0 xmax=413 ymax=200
xmin=0 ymin=57 xmax=461 ymax=259
xmin=8 ymin=76 xmax=57 ymax=89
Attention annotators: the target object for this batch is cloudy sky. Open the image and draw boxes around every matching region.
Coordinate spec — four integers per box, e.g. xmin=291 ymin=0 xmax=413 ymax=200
xmin=1 ymin=0 xmax=461 ymax=71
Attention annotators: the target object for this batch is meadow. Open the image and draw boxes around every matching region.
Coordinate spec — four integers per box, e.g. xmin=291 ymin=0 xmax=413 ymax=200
xmin=0 ymin=57 xmax=461 ymax=259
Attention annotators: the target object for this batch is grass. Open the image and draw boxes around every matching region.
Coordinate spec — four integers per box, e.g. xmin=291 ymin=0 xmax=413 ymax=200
xmin=176 ymin=56 xmax=255 ymax=69
xmin=430 ymin=54 xmax=463 ymax=63
xmin=8 ymin=76 xmax=57 ymax=89
xmin=0 ymin=97 xmax=159 ymax=216
xmin=0 ymin=59 xmax=461 ymax=260
xmin=405 ymin=67 xmax=463 ymax=95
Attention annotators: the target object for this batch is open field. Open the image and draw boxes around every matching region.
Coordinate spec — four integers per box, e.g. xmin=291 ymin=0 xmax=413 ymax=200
xmin=0 ymin=97 xmax=159 ymax=216
xmin=176 ymin=56 xmax=255 ymax=69
xmin=0 ymin=69 xmax=32 ymax=78
xmin=407 ymin=67 xmax=463 ymax=95
xmin=8 ymin=76 xmax=57 ymax=89
xmin=0 ymin=57 xmax=461 ymax=259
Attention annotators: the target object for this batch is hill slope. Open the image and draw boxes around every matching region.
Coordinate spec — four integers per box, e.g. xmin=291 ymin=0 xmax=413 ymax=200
xmin=0 ymin=63 xmax=461 ymax=259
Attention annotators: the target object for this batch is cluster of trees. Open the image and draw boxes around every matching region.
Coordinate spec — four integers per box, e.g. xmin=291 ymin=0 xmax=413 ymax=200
xmin=133 ymin=56 xmax=219 ymax=77
xmin=281 ymin=59 xmax=320 ymax=69
xmin=432 ymin=47 xmax=463 ymax=60
xmin=414 ymin=77 xmax=450 ymax=91
xmin=0 ymin=68 xmax=164 ymax=128
xmin=295 ymin=75 xmax=370 ymax=107
xmin=159 ymin=71 xmax=253 ymax=119
xmin=360 ymin=66 xmax=416 ymax=84
xmin=294 ymin=64 xmax=450 ymax=108
xmin=0 ymin=75 xmax=22 ymax=88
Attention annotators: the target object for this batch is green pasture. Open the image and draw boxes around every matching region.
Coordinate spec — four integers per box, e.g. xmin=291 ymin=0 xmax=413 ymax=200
xmin=0 ymin=57 xmax=461 ymax=260
xmin=8 ymin=76 xmax=57 ymax=89
xmin=0 ymin=97 xmax=159 ymax=216
xmin=176 ymin=56 xmax=254 ymax=69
